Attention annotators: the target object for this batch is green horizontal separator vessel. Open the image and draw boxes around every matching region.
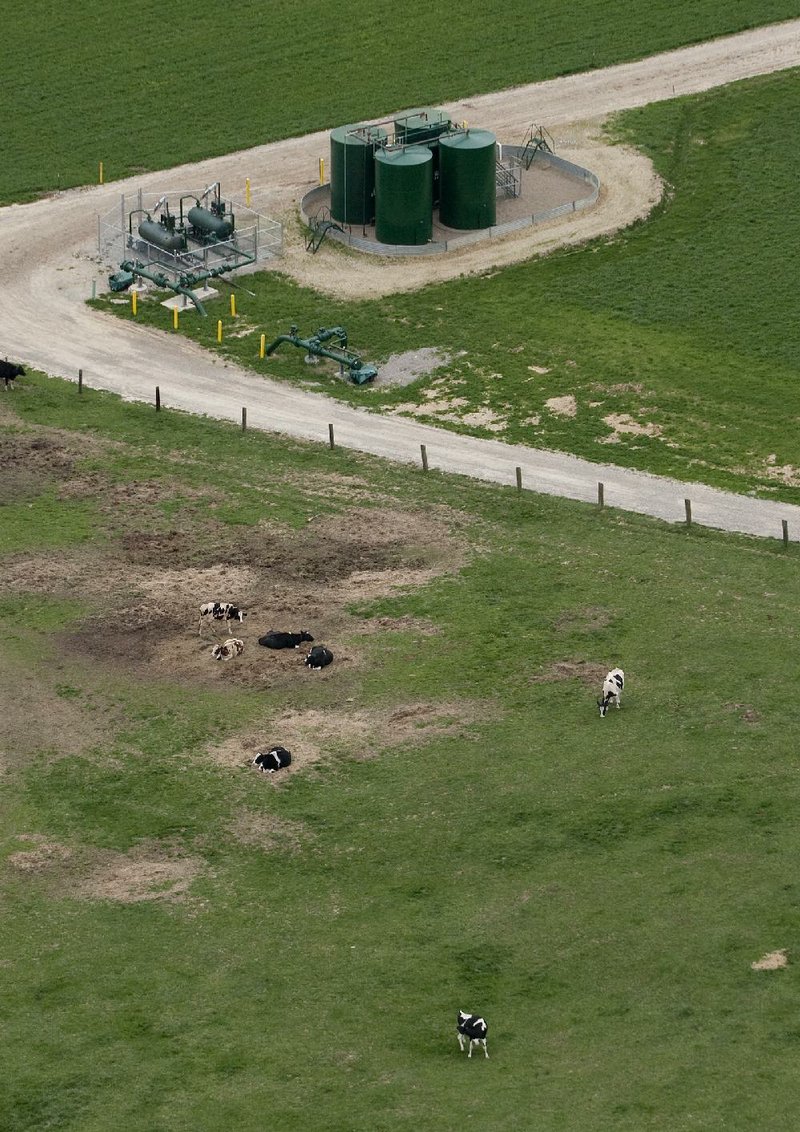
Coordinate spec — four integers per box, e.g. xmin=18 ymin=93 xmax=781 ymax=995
xmin=394 ymin=108 xmax=450 ymax=205
xmin=439 ymin=129 xmax=497 ymax=230
xmin=330 ymin=123 xmax=388 ymax=225
xmin=374 ymin=146 xmax=433 ymax=246
xmin=137 ymin=219 xmax=187 ymax=252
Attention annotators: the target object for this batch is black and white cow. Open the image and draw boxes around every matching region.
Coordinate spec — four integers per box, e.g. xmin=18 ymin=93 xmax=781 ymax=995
xmin=305 ymin=645 xmax=333 ymax=670
xmin=253 ymin=746 xmax=292 ymax=773
xmin=457 ymin=1011 xmax=489 ymax=1059
xmin=199 ymin=602 xmax=247 ymax=635
xmin=211 ymin=637 xmax=244 ymax=661
xmin=258 ymin=630 xmax=314 ymax=649
xmin=598 ymin=668 xmax=625 ymax=716
xmin=0 ymin=361 xmax=25 ymax=390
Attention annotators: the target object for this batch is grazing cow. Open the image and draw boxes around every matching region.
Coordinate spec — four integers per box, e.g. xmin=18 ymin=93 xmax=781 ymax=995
xmin=198 ymin=602 xmax=247 ymax=635
xmin=211 ymin=637 xmax=244 ymax=661
xmin=305 ymin=645 xmax=333 ymax=670
xmin=457 ymin=1011 xmax=489 ymax=1059
xmin=598 ymin=668 xmax=625 ymax=716
xmin=258 ymin=630 xmax=314 ymax=649
xmin=252 ymin=746 xmax=292 ymax=773
xmin=0 ymin=361 xmax=25 ymax=389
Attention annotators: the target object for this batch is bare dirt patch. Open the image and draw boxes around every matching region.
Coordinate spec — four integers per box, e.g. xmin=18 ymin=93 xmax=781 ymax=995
xmin=545 ymin=395 xmax=578 ymax=418
xmin=206 ymin=699 xmax=494 ymax=778
xmin=5 ymin=834 xmax=203 ymax=904
xmin=0 ymin=425 xmax=108 ymax=503
xmin=373 ymin=348 xmax=453 ymax=389
xmin=725 ymin=702 xmax=762 ymax=724
xmin=76 ymin=845 xmax=204 ymax=904
xmin=751 ymin=949 xmax=788 ymax=971
xmin=599 ymin=413 xmax=662 ymax=444
xmin=35 ymin=502 xmax=471 ymax=689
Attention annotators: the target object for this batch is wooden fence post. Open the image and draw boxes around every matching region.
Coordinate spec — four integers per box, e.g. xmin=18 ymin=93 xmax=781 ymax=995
xmin=155 ymin=386 xmax=161 ymax=411
xmin=241 ymin=407 xmax=247 ymax=432
xmin=78 ymin=368 xmax=83 ymax=394
xmin=782 ymin=519 xmax=789 ymax=549
xmin=420 ymin=444 xmax=428 ymax=472
xmin=684 ymin=498 xmax=692 ymax=527
xmin=328 ymin=423 xmax=335 ymax=450
xmin=598 ymin=482 xmax=604 ymax=508
xmin=516 ymin=466 xmax=523 ymax=492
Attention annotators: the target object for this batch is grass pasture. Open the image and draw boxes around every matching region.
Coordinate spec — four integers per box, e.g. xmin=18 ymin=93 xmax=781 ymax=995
xmin=5 ymin=2 xmax=798 ymax=204
xmin=3 ymin=377 xmax=800 ymax=1130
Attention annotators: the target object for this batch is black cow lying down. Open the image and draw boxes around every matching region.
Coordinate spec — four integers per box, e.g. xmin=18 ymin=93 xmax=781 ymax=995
xmin=253 ymin=746 xmax=292 ymax=773
xmin=1 ymin=361 xmax=25 ymax=389
xmin=259 ymin=630 xmax=314 ymax=649
xmin=305 ymin=645 xmax=334 ymax=670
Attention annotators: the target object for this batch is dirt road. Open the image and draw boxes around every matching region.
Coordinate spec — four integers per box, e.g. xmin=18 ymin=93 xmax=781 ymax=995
xmin=2 ymin=20 xmax=800 ymax=540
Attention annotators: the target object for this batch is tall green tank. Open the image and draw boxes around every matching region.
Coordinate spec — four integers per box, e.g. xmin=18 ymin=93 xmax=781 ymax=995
xmin=374 ymin=146 xmax=433 ymax=246
xmin=330 ymin=123 xmax=387 ymax=225
xmin=395 ymin=109 xmax=450 ymax=205
xmin=438 ymin=129 xmax=497 ymax=230
xmin=394 ymin=108 xmax=450 ymax=145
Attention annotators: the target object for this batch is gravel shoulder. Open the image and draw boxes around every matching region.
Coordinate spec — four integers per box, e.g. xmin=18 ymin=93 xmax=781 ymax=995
xmin=2 ymin=21 xmax=800 ymax=539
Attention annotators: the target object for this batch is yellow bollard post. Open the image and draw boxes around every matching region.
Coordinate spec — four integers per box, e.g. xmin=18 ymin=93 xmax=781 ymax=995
xmin=99 ymin=161 xmax=104 ymax=184
xmin=131 ymin=290 xmax=137 ymax=315
xmin=319 ymin=157 xmax=325 ymax=185
xmin=172 ymin=307 xmax=179 ymax=330
xmin=245 ymin=178 xmax=251 ymax=206
xmin=230 ymin=293 xmax=236 ymax=318
xmin=217 ymin=319 xmax=223 ymax=343
xmin=259 ymin=333 xmax=266 ymax=359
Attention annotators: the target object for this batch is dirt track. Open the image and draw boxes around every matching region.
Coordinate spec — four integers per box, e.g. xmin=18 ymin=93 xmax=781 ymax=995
xmin=2 ymin=20 xmax=800 ymax=539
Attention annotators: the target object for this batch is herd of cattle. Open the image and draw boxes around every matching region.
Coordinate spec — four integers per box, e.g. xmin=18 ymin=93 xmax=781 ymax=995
xmin=5 ymin=351 xmax=623 ymax=1059
xmin=198 ymin=602 xmax=334 ymax=672
xmin=198 ymin=601 xmax=335 ymax=780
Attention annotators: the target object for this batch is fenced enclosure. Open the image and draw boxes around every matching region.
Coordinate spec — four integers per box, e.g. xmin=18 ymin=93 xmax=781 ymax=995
xmin=98 ymin=188 xmax=283 ymax=280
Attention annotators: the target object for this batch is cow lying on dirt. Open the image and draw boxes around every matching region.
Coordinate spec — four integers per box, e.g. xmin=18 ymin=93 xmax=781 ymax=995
xmin=211 ymin=638 xmax=244 ymax=661
xmin=253 ymin=746 xmax=292 ymax=773
xmin=258 ymin=630 xmax=314 ymax=649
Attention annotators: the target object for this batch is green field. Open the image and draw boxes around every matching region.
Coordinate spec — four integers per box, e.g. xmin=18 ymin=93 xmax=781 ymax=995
xmin=5 ymin=2 xmax=798 ymax=204
xmin=3 ymin=376 xmax=800 ymax=1130
xmin=7 ymin=6 xmax=800 ymax=1130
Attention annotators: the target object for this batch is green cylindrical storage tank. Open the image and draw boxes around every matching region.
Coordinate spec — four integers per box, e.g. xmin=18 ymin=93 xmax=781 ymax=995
xmin=374 ymin=146 xmax=433 ymax=246
xmin=138 ymin=219 xmax=187 ymax=252
xmin=395 ymin=109 xmax=450 ymax=205
xmin=439 ymin=129 xmax=497 ymax=230
xmin=330 ymin=123 xmax=387 ymax=225
xmin=394 ymin=108 xmax=450 ymax=145
xmin=187 ymin=206 xmax=233 ymax=240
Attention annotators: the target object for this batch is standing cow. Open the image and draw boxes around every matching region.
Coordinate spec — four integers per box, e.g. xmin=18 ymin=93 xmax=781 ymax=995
xmin=0 ymin=361 xmax=25 ymax=389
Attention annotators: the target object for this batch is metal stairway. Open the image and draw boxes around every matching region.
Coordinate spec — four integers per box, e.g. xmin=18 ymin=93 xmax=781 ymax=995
xmin=305 ymin=207 xmax=344 ymax=253
xmin=518 ymin=124 xmax=555 ymax=170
